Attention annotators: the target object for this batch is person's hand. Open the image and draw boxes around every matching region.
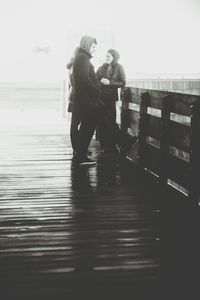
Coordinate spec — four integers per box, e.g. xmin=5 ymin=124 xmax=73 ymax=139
xmin=101 ymin=78 xmax=110 ymax=85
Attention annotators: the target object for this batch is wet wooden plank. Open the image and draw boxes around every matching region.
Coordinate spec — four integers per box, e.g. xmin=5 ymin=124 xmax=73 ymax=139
xmin=0 ymin=122 xmax=160 ymax=299
xmin=1 ymin=120 xmax=197 ymax=299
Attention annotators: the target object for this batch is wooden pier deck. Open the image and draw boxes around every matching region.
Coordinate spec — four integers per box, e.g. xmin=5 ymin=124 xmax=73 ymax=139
xmin=0 ymin=118 xmax=199 ymax=299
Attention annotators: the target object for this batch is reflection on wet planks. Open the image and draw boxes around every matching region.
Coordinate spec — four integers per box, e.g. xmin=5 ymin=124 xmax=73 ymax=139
xmin=0 ymin=125 xmax=162 ymax=299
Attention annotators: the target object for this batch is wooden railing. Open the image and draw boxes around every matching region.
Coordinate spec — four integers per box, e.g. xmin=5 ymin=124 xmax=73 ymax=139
xmin=120 ymin=87 xmax=200 ymax=205
xmin=126 ymin=79 xmax=200 ymax=95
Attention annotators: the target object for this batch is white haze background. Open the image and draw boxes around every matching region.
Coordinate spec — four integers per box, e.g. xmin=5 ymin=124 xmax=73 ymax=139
xmin=0 ymin=0 xmax=200 ymax=82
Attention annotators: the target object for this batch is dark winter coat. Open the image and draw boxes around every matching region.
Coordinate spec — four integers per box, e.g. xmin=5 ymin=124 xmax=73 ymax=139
xmin=96 ymin=62 xmax=126 ymax=101
xmin=72 ymin=47 xmax=102 ymax=111
xmin=66 ymin=47 xmax=80 ymax=112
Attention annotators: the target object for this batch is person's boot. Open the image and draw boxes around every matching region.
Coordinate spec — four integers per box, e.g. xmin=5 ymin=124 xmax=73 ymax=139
xmin=73 ymin=150 xmax=92 ymax=157
xmin=77 ymin=156 xmax=96 ymax=166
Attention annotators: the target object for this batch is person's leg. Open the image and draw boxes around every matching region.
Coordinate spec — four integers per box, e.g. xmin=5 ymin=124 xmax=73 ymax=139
xmin=100 ymin=99 xmax=118 ymax=153
xmin=107 ymin=99 xmax=117 ymax=151
xmin=98 ymin=126 xmax=106 ymax=149
xmin=98 ymin=98 xmax=116 ymax=151
xmin=70 ymin=106 xmax=80 ymax=153
xmin=96 ymin=102 xmax=137 ymax=154
xmin=76 ymin=110 xmax=96 ymax=160
xmin=99 ymin=104 xmax=116 ymax=152
xmin=97 ymin=98 xmax=107 ymax=150
xmin=110 ymin=99 xmax=117 ymax=122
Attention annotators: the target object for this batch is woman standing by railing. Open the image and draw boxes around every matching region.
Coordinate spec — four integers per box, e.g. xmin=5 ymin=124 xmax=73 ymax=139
xmin=96 ymin=49 xmax=126 ymax=153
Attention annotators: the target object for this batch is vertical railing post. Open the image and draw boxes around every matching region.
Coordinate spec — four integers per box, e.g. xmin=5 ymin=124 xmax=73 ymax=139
xmin=138 ymin=92 xmax=149 ymax=170
xmin=159 ymin=95 xmax=171 ymax=186
xmin=116 ymin=88 xmax=122 ymax=125
xmin=189 ymin=101 xmax=200 ymax=206
xmin=120 ymin=87 xmax=130 ymax=134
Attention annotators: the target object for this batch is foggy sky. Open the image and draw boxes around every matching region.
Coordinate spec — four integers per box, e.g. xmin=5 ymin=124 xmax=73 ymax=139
xmin=0 ymin=0 xmax=200 ymax=81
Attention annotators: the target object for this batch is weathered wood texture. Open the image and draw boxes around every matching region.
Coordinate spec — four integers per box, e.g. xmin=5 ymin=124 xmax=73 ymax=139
xmin=120 ymin=87 xmax=200 ymax=205
xmin=0 ymin=123 xmax=161 ymax=299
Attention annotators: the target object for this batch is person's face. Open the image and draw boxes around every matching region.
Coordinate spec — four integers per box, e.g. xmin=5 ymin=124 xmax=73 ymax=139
xmin=105 ymin=52 xmax=113 ymax=64
xmin=89 ymin=42 xmax=96 ymax=55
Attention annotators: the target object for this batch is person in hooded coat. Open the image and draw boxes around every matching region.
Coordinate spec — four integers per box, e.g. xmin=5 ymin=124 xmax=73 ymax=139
xmin=96 ymin=49 xmax=126 ymax=153
xmin=72 ymin=36 xmax=137 ymax=165
xmin=66 ymin=47 xmax=92 ymax=156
